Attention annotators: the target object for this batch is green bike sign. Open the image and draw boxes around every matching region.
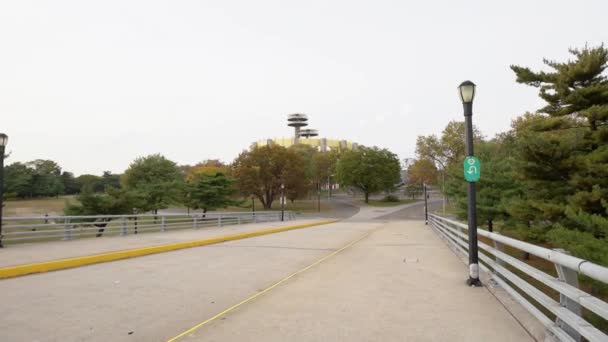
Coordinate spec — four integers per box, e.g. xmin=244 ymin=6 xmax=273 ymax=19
xmin=463 ymin=156 xmax=480 ymax=182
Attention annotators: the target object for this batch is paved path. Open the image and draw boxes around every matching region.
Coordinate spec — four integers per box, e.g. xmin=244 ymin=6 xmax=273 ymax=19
xmin=0 ymin=203 xmax=533 ymax=342
xmin=0 ymin=219 xmax=323 ymax=268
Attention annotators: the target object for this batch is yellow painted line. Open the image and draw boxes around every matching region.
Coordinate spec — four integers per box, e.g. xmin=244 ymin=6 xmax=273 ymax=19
xmin=166 ymin=230 xmax=372 ymax=342
xmin=0 ymin=220 xmax=339 ymax=280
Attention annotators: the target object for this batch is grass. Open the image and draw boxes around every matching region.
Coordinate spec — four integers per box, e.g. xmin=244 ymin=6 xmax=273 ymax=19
xmin=364 ymin=199 xmax=417 ymax=207
xmin=4 ymin=196 xmax=330 ymax=217
xmin=219 ymin=198 xmax=331 ymax=214
xmin=4 ymin=196 xmax=77 ymax=217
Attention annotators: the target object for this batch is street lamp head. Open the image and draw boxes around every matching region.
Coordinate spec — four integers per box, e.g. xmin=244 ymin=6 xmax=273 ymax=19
xmin=458 ymin=80 xmax=476 ymax=104
xmin=0 ymin=133 xmax=8 ymax=147
xmin=281 ymin=184 xmax=285 ymax=189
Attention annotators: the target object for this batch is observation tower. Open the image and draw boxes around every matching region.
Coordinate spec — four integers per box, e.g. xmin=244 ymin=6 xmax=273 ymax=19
xmin=287 ymin=113 xmax=308 ymax=144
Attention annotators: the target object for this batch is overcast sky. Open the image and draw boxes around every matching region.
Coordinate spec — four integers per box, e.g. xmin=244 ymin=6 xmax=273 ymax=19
xmin=1 ymin=0 xmax=606 ymax=175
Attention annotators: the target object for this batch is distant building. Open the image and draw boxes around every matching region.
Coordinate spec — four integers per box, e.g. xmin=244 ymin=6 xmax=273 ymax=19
xmin=251 ymin=113 xmax=359 ymax=152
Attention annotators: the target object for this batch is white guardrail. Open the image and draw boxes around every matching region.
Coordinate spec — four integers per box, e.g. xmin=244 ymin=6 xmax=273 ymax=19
xmin=1 ymin=211 xmax=296 ymax=244
xmin=429 ymin=214 xmax=608 ymax=342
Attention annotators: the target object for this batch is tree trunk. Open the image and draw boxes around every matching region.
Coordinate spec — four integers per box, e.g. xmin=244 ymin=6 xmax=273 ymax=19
xmin=488 ymin=219 xmax=493 ymax=232
xmin=95 ymin=221 xmax=108 ymax=237
xmin=365 ymin=192 xmax=369 ymax=203
xmin=265 ymin=200 xmax=273 ymax=209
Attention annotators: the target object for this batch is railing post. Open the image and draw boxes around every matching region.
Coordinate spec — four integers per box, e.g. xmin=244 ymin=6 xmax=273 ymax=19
xmin=218 ymin=214 xmax=223 ymax=227
xmin=63 ymin=218 xmax=72 ymax=241
xmin=492 ymin=232 xmax=506 ymax=281
xmin=120 ymin=218 xmax=127 ymax=236
xmin=237 ymin=215 xmax=241 ymax=225
xmin=193 ymin=216 xmax=198 ymax=230
xmin=253 ymin=212 xmax=257 ymax=223
xmin=161 ymin=216 xmax=167 ymax=232
xmin=553 ymin=248 xmax=582 ymax=342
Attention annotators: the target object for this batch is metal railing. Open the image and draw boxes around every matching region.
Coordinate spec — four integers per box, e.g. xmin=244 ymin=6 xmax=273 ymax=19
xmin=429 ymin=214 xmax=608 ymax=342
xmin=1 ymin=211 xmax=296 ymax=244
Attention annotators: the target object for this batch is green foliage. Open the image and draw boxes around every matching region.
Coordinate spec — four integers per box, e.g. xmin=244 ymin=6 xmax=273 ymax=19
xmin=122 ymin=154 xmax=183 ymax=213
xmin=336 ymin=146 xmax=401 ymax=203
xmin=3 ymin=160 xmax=65 ymax=198
xmin=546 ymin=228 xmax=608 ymax=266
xmin=184 ymin=172 xmax=239 ymax=212
xmin=64 ymin=187 xmax=137 ymax=216
xmin=75 ymin=174 xmax=104 ymax=193
xmin=61 ymin=171 xmax=79 ymax=195
xmin=3 ymin=162 xmax=34 ymax=198
xmin=415 ymin=120 xmax=482 ymax=170
xmin=427 ymin=44 xmax=608 ymax=266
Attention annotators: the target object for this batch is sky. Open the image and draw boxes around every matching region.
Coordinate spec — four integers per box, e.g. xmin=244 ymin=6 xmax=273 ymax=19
xmin=1 ymin=0 xmax=606 ymax=175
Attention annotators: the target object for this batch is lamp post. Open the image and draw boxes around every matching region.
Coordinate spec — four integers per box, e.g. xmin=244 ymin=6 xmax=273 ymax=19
xmin=459 ymin=80 xmax=482 ymax=287
xmin=0 ymin=133 xmax=8 ymax=248
xmin=280 ymin=184 xmax=285 ymax=222
xmin=317 ymin=183 xmax=321 ymax=212
xmin=423 ymin=182 xmax=428 ymax=225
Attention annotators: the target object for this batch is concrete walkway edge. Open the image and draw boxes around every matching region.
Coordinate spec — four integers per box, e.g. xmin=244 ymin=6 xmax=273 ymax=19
xmin=0 ymin=220 xmax=338 ymax=280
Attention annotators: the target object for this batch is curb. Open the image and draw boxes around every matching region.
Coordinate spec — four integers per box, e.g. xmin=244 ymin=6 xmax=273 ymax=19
xmin=0 ymin=220 xmax=339 ymax=280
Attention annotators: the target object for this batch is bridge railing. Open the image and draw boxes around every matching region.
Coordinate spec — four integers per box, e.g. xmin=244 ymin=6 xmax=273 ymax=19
xmin=1 ymin=211 xmax=296 ymax=244
xmin=429 ymin=214 xmax=608 ymax=342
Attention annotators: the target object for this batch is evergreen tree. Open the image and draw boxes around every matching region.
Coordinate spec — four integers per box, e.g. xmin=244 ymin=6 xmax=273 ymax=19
xmin=510 ymin=45 xmax=608 ymax=261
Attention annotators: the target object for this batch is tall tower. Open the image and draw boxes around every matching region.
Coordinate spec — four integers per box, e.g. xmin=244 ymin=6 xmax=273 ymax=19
xmin=287 ymin=113 xmax=308 ymax=144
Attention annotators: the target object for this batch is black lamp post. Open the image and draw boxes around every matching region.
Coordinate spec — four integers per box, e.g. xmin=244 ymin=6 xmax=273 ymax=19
xmin=459 ymin=80 xmax=482 ymax=287
xmin=280 ymin=184 xmax=285 ymax=221
xmin=423 ymin=182 xmax=428 ymax=225
xmin=251 ymin=196 xmax=255 ymax=213
xmin=317 ymin=183 xmax=321 ymax=212
xmin=0 ymin=133 xmax=8 ymax=248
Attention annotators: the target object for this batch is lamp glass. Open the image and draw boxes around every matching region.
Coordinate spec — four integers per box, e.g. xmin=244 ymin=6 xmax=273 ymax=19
xmin=458 ymin=81 xmax=476 ymax=103
xmin=0 ymin=133 xmax=8 ymax=147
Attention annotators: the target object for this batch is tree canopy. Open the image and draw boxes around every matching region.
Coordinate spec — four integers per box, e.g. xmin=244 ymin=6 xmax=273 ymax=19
xmin=232 ymin=145 xmax=307 ymax=209
xmin=336 ymin=146 xmax=401 ymax=203
xmin=122 ymin=154 xmax=183 ymax=213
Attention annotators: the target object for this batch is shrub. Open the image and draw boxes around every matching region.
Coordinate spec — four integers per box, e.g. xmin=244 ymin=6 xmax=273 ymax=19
xmin=383 ymin=195 xmax=400 ymax=202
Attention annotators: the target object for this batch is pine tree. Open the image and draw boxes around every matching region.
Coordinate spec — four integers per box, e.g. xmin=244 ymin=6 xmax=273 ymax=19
xmin=510 ymin=45 xmax=608 ymax=262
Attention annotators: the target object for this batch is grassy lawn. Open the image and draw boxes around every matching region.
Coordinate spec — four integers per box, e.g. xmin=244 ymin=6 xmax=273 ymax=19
xmin=4 ymin=196 xmax=77 ymax=217
xmin=4 ymin=196 xmax=331 ymax=218
xmin=219 ymin=198 xmax=330 ymax=214
xmin=364 ymin=199 xmax=417 ymax=207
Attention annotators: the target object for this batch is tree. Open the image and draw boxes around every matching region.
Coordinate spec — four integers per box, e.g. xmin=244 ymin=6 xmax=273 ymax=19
xmin=335 ymin=146 xmax=401 ymax=203
xmin=26 ymin=160 xmax=64 ymax=197
xmin=444 ymin=135 xmax=519 ymax=231
xmin=61 ymin=171 xmax=79 ymax=195
xmin=101 ymin=171 xmax=121 ymax=190
xmin=184 ymin=172 xmax=239 ymax=213
xmin=122 ymin=154 xmax=183 ymax=214
xmin=64 ymin=186 xmax=141 ymax=237
xmin=3 ymin=162 xmax=33 ymax=198
xmin=181 ymin=160 xmax=229 ymax=181
xmin=407 ymin=158 xmax=438 ymax=186
xmin=509 ymin=45 xmax=608 ymax=258
xmin=232 ymin=145 xmax=307 ymax=209
xmin=75 ymin=174 xmax=104 ymax=193
xmin=416 ymin=121 xmax=482 ymax=171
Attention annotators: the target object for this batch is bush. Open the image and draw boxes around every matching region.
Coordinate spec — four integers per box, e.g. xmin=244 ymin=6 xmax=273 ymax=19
xmin=382 ymin=195 xmax=400 ymax=202
xmin=546 ymin=227 xmax=608 ymax=266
